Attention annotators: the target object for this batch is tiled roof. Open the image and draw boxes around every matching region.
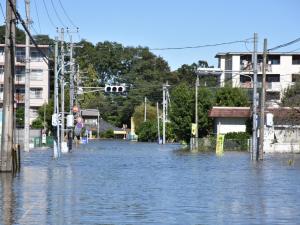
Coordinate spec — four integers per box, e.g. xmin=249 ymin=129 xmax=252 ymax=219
xmin=209 ymin=106 xmax=300 ymax=125
xmin=209 ymin=107 xmax=250 ymax=118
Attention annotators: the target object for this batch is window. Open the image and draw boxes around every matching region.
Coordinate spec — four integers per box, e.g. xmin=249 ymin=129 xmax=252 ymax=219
xmin=292 ymin=55 xmax=300 ymax=65
xmin=292 ymin=73 xmax=300 ymax=82
xmin=30 ymin=88 xmax=43 ymax=98
xmin=31 ymin=49 xmax=42 ymax=61
xmin=266 ymin=92 xmax=280 ymax=101
xmin=0 ymin=47 xmax=4 ymax=55
xmin=0 ymin=65 xmax=4 ymax=74
xmin=31 ymin=69 xmax=43 ymax=81
xmin=266 ymin=74 xmax=280 ymax=82
xmin=267 ymin=55 xmax=280 ymax=65
xmin=16 ymin=48 xmax=25 ymax=62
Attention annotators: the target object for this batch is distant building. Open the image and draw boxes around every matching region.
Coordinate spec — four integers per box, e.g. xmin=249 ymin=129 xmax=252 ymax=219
xmin=213 ymin=52 xmax=300 ymax=106
xmin=0 ymin=44 xmax=49 ymax=123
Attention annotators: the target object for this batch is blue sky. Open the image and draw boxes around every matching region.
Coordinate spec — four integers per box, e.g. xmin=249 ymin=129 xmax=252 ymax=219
xmin=1 ymin=0 xmax=300 ymax=70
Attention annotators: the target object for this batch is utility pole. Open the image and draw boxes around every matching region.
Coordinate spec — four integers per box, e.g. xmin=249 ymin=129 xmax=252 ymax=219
xmin=259 ymin=38 xmax=267 ymax=160
xmin=54 ymin=37 xmax=60 ymax=158
xmin=157 ymin=102 xmax=160 ymax=144
xmin=162 ymin=84 xmax=166 ymax=144
xmin=195 ymin=75 xmax=199 ymax=150
xmin=60 ymin=28 xmax=66 ymax=151
xmin=144 ymin=97 xmax=147 ymax=122
xmin=252 ymin=33 xmax=258 ymax=160
xmin=69 ymin=35 xmax=75 ymax=113
xmin=1 ymin=0 xmax=16 ymax=172
xmin=24 ymin=0 xmax=30 ymax=152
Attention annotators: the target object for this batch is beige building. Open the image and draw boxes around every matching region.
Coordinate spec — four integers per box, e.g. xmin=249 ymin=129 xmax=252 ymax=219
xmin=215 ymin=52 xmax=300 ymax=106
xmin=0 ymin=44 xmax=49 ymax=123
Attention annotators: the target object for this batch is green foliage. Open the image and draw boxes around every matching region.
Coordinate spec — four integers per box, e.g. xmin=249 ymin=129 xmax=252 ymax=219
xmin=224 ymin=132 xmax=250 ymax=140
xmin=215 ymin=86 xmax=249 ymax=107
xmin=0 ymin=25 xmax=25 ymax=44
xmin=169 ymin=83 xmax=194 ymax=143
xmin=197 ymin=87 xmax=214 ymax=136
xmin=31 ymin=118 xmax=44 ymax=129
xmin=101 ymin=129 xmax=114 ymax=138
xmin=136 ymin=120 xmax=157 ymax=142
xmin=74 ymin=41 xmax=173 ymax=127
xmin=281 ymin=82 xmax=300 ymax=107
xmin=133 ymin=103 xmax=157 ymax=131
xmin=16 ymin=107 xmax=24 ymax=127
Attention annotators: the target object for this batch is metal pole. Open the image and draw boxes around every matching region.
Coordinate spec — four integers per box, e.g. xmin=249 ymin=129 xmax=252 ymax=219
xmin=97 ymin=109 xmax=100 ymax=139
xmin=60 ymin=28 xmax=65 ymax=150
xmin=195 ymin=75 xmax=199 ymax=150
xmin=24 ymin=0 xmax=30 ymax=152
xmin=69 ymin=35 xmax=74 ymax=113
xmin=144 ymin=96 xmax=147 ymax=122
xmin=259 ymin=38 xmax=267 ymax=160
xmin=252 ymin=33 xmax=258 ymax=160
xmin=1 ymin=0 xmax=16 ymax=172
xmin=162 ymin=84 xmax=166 ymax=144
xmin=54 ymin=37 xmax=60 ymax=158
xmin=157 ymin=102 xmax=160 ymax=144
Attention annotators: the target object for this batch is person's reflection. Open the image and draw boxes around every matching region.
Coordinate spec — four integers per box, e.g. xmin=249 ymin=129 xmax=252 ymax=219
xmin=0 ymin=173 xmax=15 ymax=225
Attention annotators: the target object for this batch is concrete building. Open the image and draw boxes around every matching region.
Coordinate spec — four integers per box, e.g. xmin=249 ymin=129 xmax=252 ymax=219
xmin=0 ymin=44 xmax=49 ymax=123
xmin=209 ymin=106 xmax=300 ymax=153
xmin=214 ymin=52 xmax=300 ymax=106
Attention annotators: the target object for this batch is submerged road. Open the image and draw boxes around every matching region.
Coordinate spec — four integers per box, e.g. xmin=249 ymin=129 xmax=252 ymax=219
xmin=1 ymin=140 xmax=300 ymax=224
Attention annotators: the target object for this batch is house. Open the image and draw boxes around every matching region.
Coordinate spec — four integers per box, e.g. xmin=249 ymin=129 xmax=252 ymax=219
xmin=0 ymin=44 xmax=49 ymax=123
xmin=209 ymin=106 xmax=250 ymax=134
xmin=209 ymin=106 xmax=300 ymax=153
xmin=207 ymin=52 xmax=300 ymax=106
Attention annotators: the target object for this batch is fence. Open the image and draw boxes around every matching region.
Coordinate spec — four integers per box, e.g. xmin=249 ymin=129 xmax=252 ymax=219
xmin=190 ymin=137 xmax=250 ymax=152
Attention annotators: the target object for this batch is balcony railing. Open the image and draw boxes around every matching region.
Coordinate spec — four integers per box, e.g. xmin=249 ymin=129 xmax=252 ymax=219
xmin=240 ymin=62 xmax=272 ymax=72
xmin=239 ymin=82 xmax=281 ymax=91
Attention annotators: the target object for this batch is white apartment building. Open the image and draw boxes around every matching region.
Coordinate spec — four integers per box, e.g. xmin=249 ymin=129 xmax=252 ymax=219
xmin=0 ymin=44 xmax=49 ymax=123
xmin=214 ymin=52 xmax=300 ymax=106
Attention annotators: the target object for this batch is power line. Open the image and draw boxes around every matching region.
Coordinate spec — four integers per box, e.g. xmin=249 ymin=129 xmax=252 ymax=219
xmin=268 ymin=37 xmax=300 ymax=51
xmin=42 ymin=0 xmax=57 ymax=29
xmin=57 ymin=0 xmax=78 ymax=28
xmin=150 ymin=38 xmax=252 ymax=51
xmin=50 ymin=0 xmax=66 ymax=28
xmin=7 ymin=0 xmax=49 ymax=65
xmin=33 ymin=0 xmax=41 ymax=33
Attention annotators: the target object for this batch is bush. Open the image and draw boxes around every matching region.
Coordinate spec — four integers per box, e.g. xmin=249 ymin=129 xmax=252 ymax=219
xmin=101 ymin=129 xmax=114 ymax=138
xmin=224 ymin=132 xmax=250 ymax=140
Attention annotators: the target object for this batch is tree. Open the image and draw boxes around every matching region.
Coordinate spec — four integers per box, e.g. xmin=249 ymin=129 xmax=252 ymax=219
xmin=197 ymin=87 xmax=214 ymax=136
xmin=281 ymin=82 xmax=300 ymax=107
xmin=132 ymin=103 xmax=157 ymax=131
xmin=16 ymin=107 xmax=24 ymax=127
xmin=169 ymin=83 xmax=194 ymax=143
xmin=215 ymin=86 xmax=249 ymax=107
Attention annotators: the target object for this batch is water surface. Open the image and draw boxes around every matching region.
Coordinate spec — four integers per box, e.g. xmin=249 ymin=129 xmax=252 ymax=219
xmin=1 ymin=140 xmax=300 ymax=224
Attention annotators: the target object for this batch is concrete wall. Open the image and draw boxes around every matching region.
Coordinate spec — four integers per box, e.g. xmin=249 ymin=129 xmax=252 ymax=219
xmin=215 ymin=117 xmax=247 ymax=134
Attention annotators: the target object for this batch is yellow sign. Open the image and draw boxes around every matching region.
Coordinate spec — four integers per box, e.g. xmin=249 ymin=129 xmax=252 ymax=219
xmin=216 ymin=134 xmax=225 ymax=156
xmin=191 ymin=123 xmax=197 ymax=136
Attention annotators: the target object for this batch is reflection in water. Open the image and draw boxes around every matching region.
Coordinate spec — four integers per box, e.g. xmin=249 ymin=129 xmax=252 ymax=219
xmin=0 ymin=173 xmax=15 ymax=225
xmin=0 ymin=140 xmax=300 ymax=224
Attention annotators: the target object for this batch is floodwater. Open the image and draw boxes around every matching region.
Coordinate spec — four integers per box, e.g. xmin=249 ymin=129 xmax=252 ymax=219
xmin=1 ymin=140 xmax=300 ymax=225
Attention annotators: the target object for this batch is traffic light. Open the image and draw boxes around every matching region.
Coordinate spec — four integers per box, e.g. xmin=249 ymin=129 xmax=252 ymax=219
xmin=104 ymin=85 xmax=126 ymax=93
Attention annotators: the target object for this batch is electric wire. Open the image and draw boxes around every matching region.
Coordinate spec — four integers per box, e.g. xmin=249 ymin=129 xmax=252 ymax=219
xmin=150 ymin=38 xmax=253 ymax=51
xmin=7 ymin=0 xmax=49 ymax=65
xmin=268 ymin=37 xmax=300 ymax=52
xmin=33 ymin=0 xmax=41 ymax=33
xmin=42 ymin=0 xmax=57 ymax=29
xmin=57 ymin=0 xmax=77 ymax=29
xmin=50 ymin=0 xmax=66 ymax=28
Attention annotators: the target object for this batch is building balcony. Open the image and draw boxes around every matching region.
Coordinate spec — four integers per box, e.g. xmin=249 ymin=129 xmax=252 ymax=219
xmin=239 ymin=82 xmax=282 ymax=91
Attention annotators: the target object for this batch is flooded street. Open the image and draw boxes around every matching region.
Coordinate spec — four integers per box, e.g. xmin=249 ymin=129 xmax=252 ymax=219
xmin=1 ymin=140 xmax=300 ymax=224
